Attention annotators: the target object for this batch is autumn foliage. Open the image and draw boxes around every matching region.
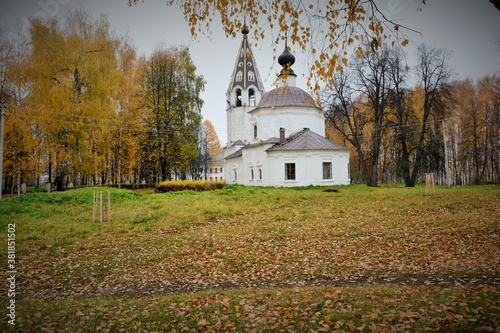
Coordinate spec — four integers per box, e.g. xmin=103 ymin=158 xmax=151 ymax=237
xmin=0 ymin=11 xmax=209 ymax=192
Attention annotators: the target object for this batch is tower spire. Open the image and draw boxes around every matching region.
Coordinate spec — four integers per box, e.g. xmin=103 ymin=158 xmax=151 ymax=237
xmin=227 ymin=24 xmax=264 ymax=92
xmin=242 ymin=17 xmax=249 ymax=36
xmin=226 ymin=24 xmax=265 ymax=146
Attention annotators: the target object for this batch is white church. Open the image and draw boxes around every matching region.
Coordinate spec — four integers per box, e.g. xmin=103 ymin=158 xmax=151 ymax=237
xmin=224 ymin=27 xmax=350 ymax=186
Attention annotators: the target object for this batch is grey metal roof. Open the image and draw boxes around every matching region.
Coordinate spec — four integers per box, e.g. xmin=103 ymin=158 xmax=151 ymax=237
xmin=266 ymin=128 xmax=349 ymax=152
xmin=233 ymin=140 xmax=245 ymax=146
xmin=256 ymin=86 xmax=317 ymax=108
xmin=225 ymin=138 xmax=280 ymax=160
xmin=225 ymin=149 xmax=243 ymax=159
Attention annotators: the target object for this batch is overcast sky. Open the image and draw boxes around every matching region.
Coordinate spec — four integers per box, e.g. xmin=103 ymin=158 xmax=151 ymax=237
xmin=1 ymin=0 xmax=499 ymax=145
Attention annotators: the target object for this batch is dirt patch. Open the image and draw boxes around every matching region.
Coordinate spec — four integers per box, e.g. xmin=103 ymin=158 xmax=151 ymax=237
xmin=49 ymin=275 xmax=500 ymax=299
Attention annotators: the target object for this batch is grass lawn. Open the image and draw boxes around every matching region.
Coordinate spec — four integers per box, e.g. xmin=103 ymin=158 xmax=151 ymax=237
xmin=0 ymin=184 xmax=499 ymax=332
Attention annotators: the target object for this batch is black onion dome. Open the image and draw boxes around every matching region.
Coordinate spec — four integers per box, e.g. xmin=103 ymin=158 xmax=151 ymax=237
xmin=278 ymin=40 xmax=295 ymax=75
xmin=278 ymin=46 xmax=295 ymax=67
xmin=241 ymin=25 xmax=249 ymax=35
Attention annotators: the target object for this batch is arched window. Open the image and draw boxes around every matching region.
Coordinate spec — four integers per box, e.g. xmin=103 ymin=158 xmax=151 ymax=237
xmin=259 ymin=169 xmax=262 ymax=180
xmin=253 ymin=125 xmax=257 ymax=139
xmin=236 ymin=70 xmax=243 ymax=82
xmin=236 ymin=89 xmax=242 ymax=107
xmin=234 ymin=171 xmax=237 ymax=181
xmin=249 ymin=88 xmax=255 ymax=106
xmin=251 ymin=169 xmax=254 ymax=180
xmin=248 ymin=70 xmax=255 ymax=81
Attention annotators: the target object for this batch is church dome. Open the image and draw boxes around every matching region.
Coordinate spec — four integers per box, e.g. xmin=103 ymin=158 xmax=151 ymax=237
xmin=241 ymin=24 xmax=249 ymax=35
xmin=278 ymin=45 xmax=295 ymax=68
xmin=277 ymin=40 xmax=296 ymax=76
xmin=256 ymin=86 xmax=317 ymax=108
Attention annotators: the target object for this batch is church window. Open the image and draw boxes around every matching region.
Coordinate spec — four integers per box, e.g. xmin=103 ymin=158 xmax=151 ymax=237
xmin=236 ymin=89 xmax=242 ymax=107
xmin=234 ymin=171 xmax=238 ymax=181
xmin=285 ymin=163 xmax=296 ymax=180
xmin=236 ymin=70 xmax=243 ymax=82
xmin=247 ymin=61 xmax=252 ymax=67
xmin=251 ymin=169 xmax=254 ymax=180
xmin=323 ymin=162 xmax=332 ymax=180
xmin=248 ymin=70 xmax=255 ymax=82
xmin=259 ymin=169 xmax=262 ymax=180
xmin=249 ymin=89 xmax=255 ymax=106
xmin=253 ymin=124 xmax=257 ymax=138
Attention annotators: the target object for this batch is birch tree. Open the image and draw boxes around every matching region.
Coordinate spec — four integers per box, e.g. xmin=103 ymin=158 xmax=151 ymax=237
xmin=141 ymin=46 xmax=204 ymax=181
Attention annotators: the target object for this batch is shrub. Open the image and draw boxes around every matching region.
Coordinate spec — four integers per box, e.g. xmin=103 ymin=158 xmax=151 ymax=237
xmin=155 ymin=180 xmax=226 ymax=193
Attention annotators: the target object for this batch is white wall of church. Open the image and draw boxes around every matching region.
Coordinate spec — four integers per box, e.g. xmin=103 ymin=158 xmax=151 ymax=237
xmin=265 ymin=150 xmax=350 ymax=187
xmin=251 ymin=106 xmax=325 ymax=142
xmin=226 ymin=105 xmax=250 ymax=145
xmin=226 ymin=86 xmax=263 ymax=145
xmin=225 ymin=144 xmax=272 ymax=185
xmin=226 ymin=148 xmax=350 ymax=187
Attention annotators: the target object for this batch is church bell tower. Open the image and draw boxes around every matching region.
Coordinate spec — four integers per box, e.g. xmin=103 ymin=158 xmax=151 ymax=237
xmin=225 ymin=25 xmax=264 ymax=149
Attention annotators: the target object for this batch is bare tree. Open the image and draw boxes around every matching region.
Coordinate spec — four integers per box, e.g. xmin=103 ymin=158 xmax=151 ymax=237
xmin=386 ymin=47 xmax=417 ymax=186
xmin=409 ymin=44 xmax=453 ymax=186
xmin=324 ymin=70 xmax=370 ymax=183
xmin=325 ymin=47 xmax=392 ymax=186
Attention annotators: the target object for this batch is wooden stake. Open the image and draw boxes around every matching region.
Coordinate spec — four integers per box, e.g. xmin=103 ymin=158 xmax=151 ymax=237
xmin=107 ymin=190 xmax=111 ymax=221
xmin=100 ymin=190 xmax=103 ymax=222
xmin=92 ymin=191 xmax=96 ymax=222
xmin=92 ymin=190 xmax=111 ymax=222
xmin=425 ymin=173 xmax=435 ymax=195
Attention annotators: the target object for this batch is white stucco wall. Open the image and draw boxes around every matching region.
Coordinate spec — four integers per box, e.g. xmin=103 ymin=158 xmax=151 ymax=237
xmin=225 ymin=144 xmax=272 ymax=185
xmin=226 ymin=106 xmax=249 ymax=146
xmin=226 ymin=86 xmax=263 ymax=145
xmin=251 ymin=106 xmax=325 ymax=142
xmin=266 ymin=150 xmax=350 ymax=186
xmin=225 ymin=147 xmax=350 ymax=187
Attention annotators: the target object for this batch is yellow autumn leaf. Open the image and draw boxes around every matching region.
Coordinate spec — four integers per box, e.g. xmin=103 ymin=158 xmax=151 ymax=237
xmin=197 ymin=319 xmax=209 ymax=326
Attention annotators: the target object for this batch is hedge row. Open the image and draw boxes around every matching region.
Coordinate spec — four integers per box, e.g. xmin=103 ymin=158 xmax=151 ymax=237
xmin=155 ymin=180 xmax=226 ymax=193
